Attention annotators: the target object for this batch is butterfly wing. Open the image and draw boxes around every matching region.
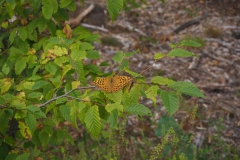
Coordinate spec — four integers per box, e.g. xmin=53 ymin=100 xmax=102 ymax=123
xmin=92 ymin=78 xmax=112 ymax=92
xmin=112 ymin=76 xmax=132 ymax=92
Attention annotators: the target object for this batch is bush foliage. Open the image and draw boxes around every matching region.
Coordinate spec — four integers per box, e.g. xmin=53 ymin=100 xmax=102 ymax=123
xmin=0 ymin=0 xmax=204 ymax=159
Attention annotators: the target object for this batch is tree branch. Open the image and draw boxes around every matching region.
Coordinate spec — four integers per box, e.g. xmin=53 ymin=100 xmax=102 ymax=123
xmin=38 ymin=89 xmax=76 ymax=108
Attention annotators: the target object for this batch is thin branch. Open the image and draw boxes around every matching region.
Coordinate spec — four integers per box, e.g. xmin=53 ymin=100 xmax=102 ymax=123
xmin=81 ymin=23 xmax=109 ymax=32
xmin=38 ymin=86 xmax=97 ymax=108
xmin=38 ymin=89 xmax=76 ymax=108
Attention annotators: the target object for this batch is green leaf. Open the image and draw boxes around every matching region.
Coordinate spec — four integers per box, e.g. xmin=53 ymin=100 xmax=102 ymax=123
xmin=19 ymin=27 xmax=28 ymax=41
xmin=124 ymin=67 xmax=140 ymax=77
xmin=169 ymin=81 xmax=205 ymax=98
xmin=107 ymin=109 xmax=118 ymax=129
xmin=10 ymin=99 xmax=26 ymax=109
xmin=80 ymin=42 xmax=94 ymax=50
xmin=167 ymin=48 xmax=196 ymax=57
xmin=85 ymin=34 xmax=101 ymax=43
xmin=112 ymin=51 xmax=123 ymax=63
xmin=60 ymin=0 xmax=73 ymax=8
xmin=28 ymin=92 xmax=43 ymax=100
xmin=16 ymin=153 xmax=30 ymax=160
xmin=56 ymin=97 xmax=68 ymax=105
xmin=104 ymin=91 xmax=122 ymax=103
xmin=107 ymin=0 xmax=123 ymax=21
xmin=0 ymin=110 xmax=9 ymax=134
xmin=127 ymin=84 xmax=141 ymax=104
xmin=49 ymin=0 xmax=58 ymax=13
xmin=15 ymin=57 xmax=27 ymax=75
xmin=2 ymin=60 xmax=12 ymax=75
xmin=42 ymin=0 xmax=53 ymax=19
xmin=47 ymin=20 xmax=57 ymax=35
xmin=28 ymin=0 xmax=41 ymax=12
xmin=25 ymin=113 xmax=37 ymax=134
xmin=146 ymin=85 xmax=159 ymax=106
xmin=9 ymin=28 xmax=17 ymax=44
xmin=69 ymin=102 xmax=78 ymax=128
xmin=60 ymin=105 xmax=71 ymax=122
xmin=125 ymin=104 xmax=152 ymax=116
xmin=5 ymin=154 xmax=18 ymax=160
xmin=86 ymin=50 xmax=101 ymax=59
xmin=66 ymin=1 xmax=76 ymax=11
xmin=45 ymin=63 xmax=58 ymax=75
xmin=27 ymin=19 xmax=39 ymax=30
xmin=15 ymin=110 xmax=27 ymax=119
xmin=44 ymin=125 xmax=53 ymax=135
xmin=73 ymin=26 xmax=91 ymax=40
xmin=47 ymin=37 xmax=63 ymax=44
xmin=119 ymin=60 xmax=129 ymax=71
xmin=100 ymin=61 xmax=110 ymax=66
xmin=151 ymin=76 xmax=175 ymax=85
xmin=52 ymin=112 xmax=63 ymax=126
xmin=54 ymin=56 xmax=69 ymax=67
xmin=180 ymin=40 xmax=201 ymax=47
xmin=84 ymin=105 xmax=101 ymax=136
xmin=27 ymin=105 xmax=46 ymax=118
xmin=160 ymin=91 xmax=179 ymax=116
xmin=77 ymin=102 xmax=88 ymax=123
xmin=1 ymin=94 xmax=11 ymax=103
xmin=85 ymin=64 xmax=101 ymax=74
xmin=63 ymin=130 xmax=74 ymax=145
xmin=43 ymin=118 xmax=55 ymax=126
xmin=125 ymin=50 xmax=138 ymax=57
xmin=71 ymin=49 xmax=86 ymax=60
xmin=154 ymin=53 xmax=165 ymax=60
xmin=75 ymin=60 xmax=87 ymax=85
xmin=27 ymin=29 xmax=37 ymax=42
xmin=32 ymin=80 xmax=49 ymax=90
xmin=39 ymin=130 xmax=49 ymax=147
xmin=37 ymin=18 xmax=47 ymax=33
xmin=105 ymin=103 xmax=123 ymax=113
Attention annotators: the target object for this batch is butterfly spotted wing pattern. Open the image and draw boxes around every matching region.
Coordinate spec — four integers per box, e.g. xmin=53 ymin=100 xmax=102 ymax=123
xmin=92 ymin=77 xmax=112 ymax=92
xmin=112 ymin=76 xmax=132 ymax=92
xmin=92 ymin=76 xmax=132 ymax=93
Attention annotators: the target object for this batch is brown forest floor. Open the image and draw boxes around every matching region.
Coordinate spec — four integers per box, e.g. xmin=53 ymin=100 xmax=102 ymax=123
xmin=69 ymin=0 xmax=240 ymax=158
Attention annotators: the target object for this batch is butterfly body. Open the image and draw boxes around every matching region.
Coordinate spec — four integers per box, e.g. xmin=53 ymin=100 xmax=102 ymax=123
xmin=92 ymin=76 xmax=132 ymax=93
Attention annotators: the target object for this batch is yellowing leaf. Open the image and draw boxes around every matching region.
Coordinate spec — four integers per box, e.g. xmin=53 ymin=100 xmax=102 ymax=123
xmin=0 ymin=78 xmax=12 ymax=94
xmin=15 ymin=92 xmax=26 ymax=101
xmin=53 ymin=45 xmax=68 ymax=56
xmin=19 ymin=122 xmax=32 ymax=140
xmin=72 ymin=81 xmax=80 ymax=89
xmin=23 ymin=81 xmax=35 ymax=90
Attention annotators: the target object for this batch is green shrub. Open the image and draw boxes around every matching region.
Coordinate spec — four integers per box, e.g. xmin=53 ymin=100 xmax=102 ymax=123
xmin=0 ymin=0 xmax=203 ymax=159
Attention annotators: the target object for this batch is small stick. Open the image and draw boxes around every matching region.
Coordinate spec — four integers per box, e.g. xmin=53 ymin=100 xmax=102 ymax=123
xmin=81 ymin=23 xmax=109 ymax=32
xmin=66 ymin=4 xmax=95 ymax=27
